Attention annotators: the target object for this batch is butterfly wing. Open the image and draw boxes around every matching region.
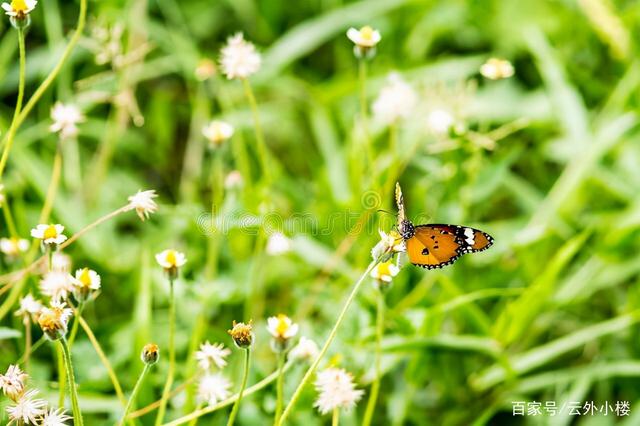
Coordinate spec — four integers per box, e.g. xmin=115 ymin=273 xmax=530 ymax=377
xmin=406 ymin=224 xmax=494 ymax=269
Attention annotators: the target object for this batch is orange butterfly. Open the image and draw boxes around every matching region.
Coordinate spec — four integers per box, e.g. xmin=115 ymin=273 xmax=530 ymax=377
xmin=395 ymin=183 xmax=494 ymax=269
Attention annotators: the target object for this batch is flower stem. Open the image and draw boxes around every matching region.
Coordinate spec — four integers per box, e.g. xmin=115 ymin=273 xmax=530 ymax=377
xmin=358 ymin=59 xmax=372 ymax=170
xmin=67 ymin=302 xmax=84 ymax=348
xmin=274 ymin=351 xmax=286 ymax=425
xmin=226 ymin=348 xmax=251 ymax=426
xmin=242 ymin=78 xmax=271 ymax=184
xmin=77 ymin=316 xmax=128 ymax=408
xmin=60 ymin=337 xmax=84 ymax=426
xmin=332 ymin=408 xmax=340 ymax=426
xmin=0 ymin=0 xmax=87 ymax=180
xmin=120 ymin=364 xmax=151 ymax=426
xmin=277 ymin=260 xmax=379 ymax=425
xmin=0 ymin=27 xmax=26 ymax=179
xmin=156 ymin=278 xmax=176 ymax=425
xmin=362 ymin=290 xmax=385 ymax=426
xmin=24 ymin=318 xmax=31 ymax=372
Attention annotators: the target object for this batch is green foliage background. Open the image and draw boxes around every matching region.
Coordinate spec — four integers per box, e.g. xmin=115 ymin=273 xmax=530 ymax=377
xmin=1 ymin=0 xmax=640 ymax=424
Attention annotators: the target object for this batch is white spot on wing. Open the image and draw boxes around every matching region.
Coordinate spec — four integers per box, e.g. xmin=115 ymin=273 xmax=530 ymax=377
xmin=464 ymin=227 xmax=475 ymax=245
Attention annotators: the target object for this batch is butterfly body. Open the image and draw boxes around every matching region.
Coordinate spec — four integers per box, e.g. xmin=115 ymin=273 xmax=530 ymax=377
xmin=396 ymin=183 xmax=494 ymax=269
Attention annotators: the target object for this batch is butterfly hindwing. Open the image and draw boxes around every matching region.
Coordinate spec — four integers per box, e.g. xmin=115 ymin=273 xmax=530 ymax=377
xmin=406 ymin=224 xmax=494 ymax=268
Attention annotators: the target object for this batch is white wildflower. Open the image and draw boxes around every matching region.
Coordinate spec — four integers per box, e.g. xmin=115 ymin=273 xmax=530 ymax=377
xmin=202 ymin=120 xmax=234 ymax=148
xmin=39 ymin=271 xmax=73 ymax=302
xmin=40 ymin=407 xmax=72 ymax=426
xmin=289 ymin=336 xmax=319 ymax=362
xmin=195 ymin=342 xmax=231 ymax=371
xmin=197 ymin=373 xmax=232 ymax=406
xmin=266 ymin=232 xmax=291 ymax=256
xmin=480 ymin=58 xmax=514 ymax=80
xmin=49 ymin=102 xmax=85 ymax=139
xmin=346 ymin=26 xmax=381 ymax=48
xmin=314 ymin=368 xmax=364 ymax=415
xmin=0 ymin=364 xmax=28 ymax=401
xmin=5 ymin=389 xmax=46 ymax=424
xmin=30 ymin=224 xmax=67 ymax=246
xmin=15 ymin=294 xmax=42 ymax=324
xmin=372 ymin=73 xmax=417 ymax=125
xmin=0 ymin=237 xmax=29 ymax=258
xmin=1 ymin=0 xmax=37 ymax=17
xmin=219 ymin=33 xmax=261 ymax=79
xmin=426 ymin=109 xmax=455 ymax=135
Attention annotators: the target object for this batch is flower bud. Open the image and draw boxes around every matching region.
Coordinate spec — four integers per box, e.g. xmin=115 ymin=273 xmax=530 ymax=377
xmin=141 ymin=343 xmax=160 ymax=365
xmin=228 ymin=320 xmax=253 ymax=349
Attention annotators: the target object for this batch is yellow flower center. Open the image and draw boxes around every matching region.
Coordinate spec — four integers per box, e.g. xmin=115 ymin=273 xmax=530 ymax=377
xmin=377 ymin=261 xmax=392 ymax=277
xmin=11 ymin=0 xmax=28 ymax=12
xmin=79 ymin=268 xmax=92 ymax=287
xmin=165 ymin=250 xmax=177 ymax=266
xmin=43 ymin=225 xmax=58 ymax=240
xmin=275 ymin=315 xmax=289 ymax=336
xmin=360 ymin=26 xmax=374 ymax=41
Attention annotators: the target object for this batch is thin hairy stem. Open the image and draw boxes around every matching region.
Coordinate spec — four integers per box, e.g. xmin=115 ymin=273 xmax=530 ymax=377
xmin=362 ymin=290 xmax=385 ymax=426
xmin=60 ymin=337 xmax=84 ymax=426
xmin=226 ymin=348 xmax=251 ymax=426
xmin=120 ymin=364 xmax=151 ymax=426
xmin=156 ymin=278 xmax=176 ymax=425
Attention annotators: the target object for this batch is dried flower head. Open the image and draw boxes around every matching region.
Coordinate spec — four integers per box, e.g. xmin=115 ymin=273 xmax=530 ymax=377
xmin=5 ymin=389 xmax=46 ymax=424
xmin=289 ymin=336 xmax=320 ymax=362
xmin=195 ymin=341 xmax=231 ymax=371
xmin=126 ymin=189 xmax=158 ymax=222
xmin=40 ymin=407 xmax=72 ymax=426
xmin=141 ymin=343 xmax=160 ymax=365
xmin=228 ymin=320 xmax=253 ymax=348
xmin=480 ymin=58 xmax=515 ymax=80
xmin=372 ymin=73 xmax=417 ymax=125
xmin=0 ymin=364 xmax=28 ymax=401
xmin=314 ymin=367 xmax=364 ymax=415
xmin=202 ymin=120 xmax=234 ymax=148
xmin=50 ymin=102 xmax=85 ymax=139
xmin=70 ymin=267 xmax=101 ymax=302
xmin=265 ymin=232 xmax=291 ymax=256
xmin=0 ymin=237 xmax=29 ymax=258
xmin=197 ymin=373 xmax=232 ymax=406
xmin=37 ymin=301 xmax=73 ymax=340
xmin=15 ymin=294 xmax=42 ymax=324
xmin=219 ymin=33 xmax=261 ymax=79
xmin=30 ymin=224 xmax=67 ymax=246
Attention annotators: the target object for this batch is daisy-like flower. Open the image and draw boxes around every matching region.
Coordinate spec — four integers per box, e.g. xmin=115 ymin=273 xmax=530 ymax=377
xmin=30 ymin=224 xmax=67 ymax=246
xmin=289 ymin=336 xmax=319 ymax=362
xmin=197 ymin=373 xmax=232 ymax=406
xmin=49 ymin=102 xmax=85 ymax=139
xmin=371 ymin=229 xmax=405 ymax=262
xmin=15 ymin=294 xmax=43 ymax=324
xmin=346 ymin=26 xmax=381 ymax=48
xmin=0 ymin=236 xmax=29 ymax=258
xmin=219 ymin=33 xmax=261 ymax=80
xmin=196 ymin=341 xmax=231 ymax=371
xmin=372 ymin=73 xmax=417 ymax=125
xmin=266 ymin=314 xmax=299 ymax=341
xmin=202 ymin=120 xmax=234 ymax=148
xmin=347 ymin=25 xmax=381 ymax=59
xmin=480 ymin=58 xmax=515 ymax=80
xmin=228 ymin=320 xmax=253 ymax=348
xmin=39 ymin=271 xmax=73 ymax=302
xmin=40 ymin=407 xmax=72 ymax=426
xmin=314 ymin=368 xmax=364 ymax=415
xmin=0 ymin=365 xmax=28 ymax=401
xmin=155 ymin=249 xmax=187 ymax=279
xmin=70 ymin=267 xmax=101 ymax=302
xmin=265 ymin=232 xmax=291 ymax=256
xmin=37 ymin=300 xmax=73 ymax=341
xmin=426 ymin=109 xmax=455 ymax=135
xmin=267 ymin=314 xmax=299 ymax=352
xmin=126 ymin=189 xmax=158 ymax=222
xmin=1 ymin=0 xmax=37 ymax=18
xmin=370 ymin=260 xmax=400 ymax=283
xmin=141 ymin=343 xmax=160 ymax=365
xmin=5 ymin=389 xmax=46 ymax=425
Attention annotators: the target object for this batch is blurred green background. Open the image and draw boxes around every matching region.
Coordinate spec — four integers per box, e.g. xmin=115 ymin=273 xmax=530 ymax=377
xmin=2 ymin=0 xmax=640 ymax=424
